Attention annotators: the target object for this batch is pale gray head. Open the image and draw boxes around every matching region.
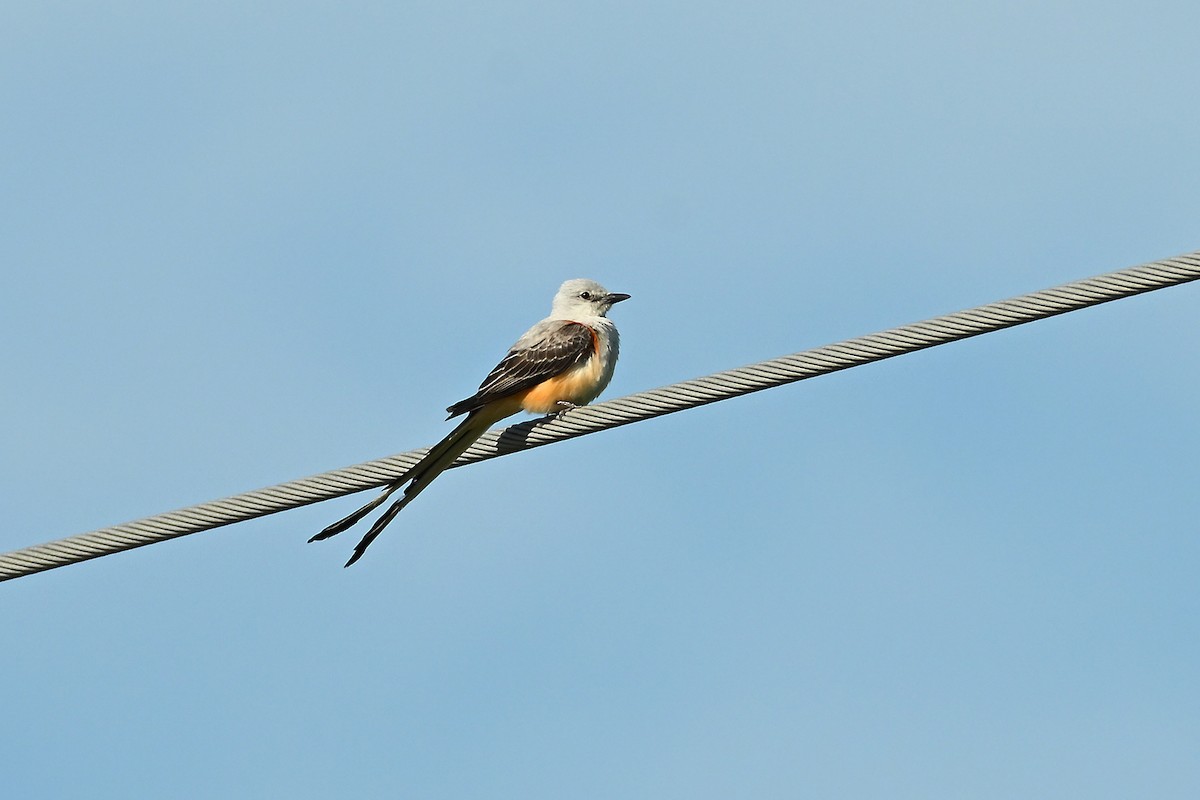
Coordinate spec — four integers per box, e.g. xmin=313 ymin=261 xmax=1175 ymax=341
xmin=550 ymin=278 xmax=631 ymax=318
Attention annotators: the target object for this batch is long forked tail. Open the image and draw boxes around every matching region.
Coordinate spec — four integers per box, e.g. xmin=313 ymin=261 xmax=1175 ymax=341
xmin=307 ymin=483 xmax=402 ymax=543
xmin=307 ymin=410 xmax=496 ymax=567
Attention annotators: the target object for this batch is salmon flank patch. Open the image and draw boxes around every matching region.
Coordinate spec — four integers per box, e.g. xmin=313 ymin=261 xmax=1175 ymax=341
xmin=519 ymin=353 xmax=603 ymax=413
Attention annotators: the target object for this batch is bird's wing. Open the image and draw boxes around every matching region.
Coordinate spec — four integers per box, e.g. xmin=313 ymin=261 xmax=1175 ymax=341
xmin=445 ymin=320 xmax=597 ymax=418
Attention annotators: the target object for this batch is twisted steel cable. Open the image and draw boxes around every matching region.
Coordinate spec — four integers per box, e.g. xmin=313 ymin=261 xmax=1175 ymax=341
xmin=3 ymin=250 xmax=1198 ymax=582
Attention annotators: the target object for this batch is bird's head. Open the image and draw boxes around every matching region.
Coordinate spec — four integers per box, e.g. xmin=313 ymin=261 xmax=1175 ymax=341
xmin=550 ymin=279 xmax=631 ymax=318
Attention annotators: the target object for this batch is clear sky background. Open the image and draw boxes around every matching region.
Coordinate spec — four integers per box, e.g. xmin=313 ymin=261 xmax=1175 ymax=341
xmin=3 ymin=2 xmax=1199 ymax=798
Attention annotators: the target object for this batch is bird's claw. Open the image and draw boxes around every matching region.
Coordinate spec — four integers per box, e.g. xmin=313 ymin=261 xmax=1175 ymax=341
xmin=554 ymin=401 xmax=579 ymax=419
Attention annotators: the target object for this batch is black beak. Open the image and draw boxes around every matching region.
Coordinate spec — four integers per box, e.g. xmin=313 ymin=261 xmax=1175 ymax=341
xmin=606 ymin=292 xmax=631 ymax=304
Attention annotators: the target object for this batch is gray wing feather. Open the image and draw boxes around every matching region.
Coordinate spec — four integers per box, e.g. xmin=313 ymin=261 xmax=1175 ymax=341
xmin=445 ymin=321 xmax=595 ymax=418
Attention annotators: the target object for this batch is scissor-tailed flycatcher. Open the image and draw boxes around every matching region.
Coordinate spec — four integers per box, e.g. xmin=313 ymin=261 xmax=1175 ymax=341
xmin=310 ymin=278 xmax=630 ymax=566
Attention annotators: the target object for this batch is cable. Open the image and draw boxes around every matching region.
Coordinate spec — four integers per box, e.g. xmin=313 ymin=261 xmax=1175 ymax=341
xmin=3 ymin=250 xmax=1198 ymax=582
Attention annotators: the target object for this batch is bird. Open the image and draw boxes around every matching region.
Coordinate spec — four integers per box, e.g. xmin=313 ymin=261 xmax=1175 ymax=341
xmin=310 ymin=278 xmax=630 ymax=566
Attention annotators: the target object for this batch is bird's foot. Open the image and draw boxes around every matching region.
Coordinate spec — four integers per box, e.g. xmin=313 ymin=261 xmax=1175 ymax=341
xmin=554 ymin=401 xmax=579 ymax=419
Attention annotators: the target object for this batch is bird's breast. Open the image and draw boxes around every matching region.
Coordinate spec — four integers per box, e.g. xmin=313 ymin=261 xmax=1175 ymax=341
xmin=519 ymin=322 xmax=618 ymax=414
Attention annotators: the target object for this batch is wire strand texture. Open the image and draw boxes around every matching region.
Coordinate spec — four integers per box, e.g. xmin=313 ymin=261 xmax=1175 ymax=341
xmin=3 ymin=250 xmax=1198 ymax=582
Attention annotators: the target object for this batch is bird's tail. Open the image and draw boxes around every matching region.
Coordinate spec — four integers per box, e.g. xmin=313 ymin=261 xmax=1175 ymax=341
xmin=308 ymin=410 xmax=497 ymax=567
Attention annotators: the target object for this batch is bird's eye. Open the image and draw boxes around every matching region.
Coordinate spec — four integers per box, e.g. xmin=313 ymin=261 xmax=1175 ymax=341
xmin=578 ymin=291 xmax=592 ymax=300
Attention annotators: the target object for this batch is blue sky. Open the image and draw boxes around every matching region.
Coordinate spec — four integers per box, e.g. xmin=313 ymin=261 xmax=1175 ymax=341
xmin=3 ymin=2 xmax=1199 ymax=797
